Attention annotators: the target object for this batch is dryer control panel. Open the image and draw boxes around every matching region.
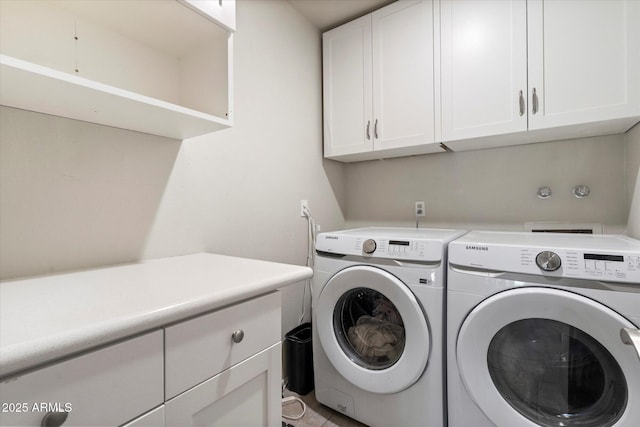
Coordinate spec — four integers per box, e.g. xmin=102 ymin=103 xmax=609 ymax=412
xmin=519 ymin=249 xmax=640 ymax=282
xmin=449 ymin=231 xmax=640 ymax=284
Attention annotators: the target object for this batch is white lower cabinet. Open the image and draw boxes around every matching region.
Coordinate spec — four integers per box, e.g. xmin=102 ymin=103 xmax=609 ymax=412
xmin=0 ymin=292 xmax=283 ymax=427
xmin=164 ymin=292 xmax=282 ymax=427
xmin=165 ymin=343 xmax=282 ymax=427
xmin=121 ymin=405 xmax=165 ymax=427
xmin=164 ymin=292 xmax=281 ymax=400
xmin=0 ymin=331 xmax=164 ymax=427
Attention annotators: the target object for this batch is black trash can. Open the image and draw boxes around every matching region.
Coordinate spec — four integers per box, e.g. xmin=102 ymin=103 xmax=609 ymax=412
xmin=284 ymin=322 xmax=314 ymax=395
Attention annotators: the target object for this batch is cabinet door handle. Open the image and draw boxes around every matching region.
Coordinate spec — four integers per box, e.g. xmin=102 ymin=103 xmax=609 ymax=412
xmin=41 ymin=411 xmax=68 ymax=427
xmin=232 ymin=329 xmax=245 ymax=343
xmin=518 ymin=90 xmax=525 ymax=116
xmin=366 ymin=120 xmax=371 ymax=140
xmin=374 ymin=119 xmax=379 ymax=139
xmin=532 ymin=88 xmax=539 ymax=115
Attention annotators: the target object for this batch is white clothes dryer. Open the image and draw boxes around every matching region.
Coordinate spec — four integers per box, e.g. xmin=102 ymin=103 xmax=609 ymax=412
xmin=447 ymin=231 xmax=640 ymax=427
xmin=313 ymin=227 xmax=466 ymax=427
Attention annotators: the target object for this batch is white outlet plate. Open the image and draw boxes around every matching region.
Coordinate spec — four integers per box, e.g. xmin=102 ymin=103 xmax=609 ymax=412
xmin=415 ymin=201 xmax=425 ymax=217
xmin=300 ymin=199 xmax=309 ymax=217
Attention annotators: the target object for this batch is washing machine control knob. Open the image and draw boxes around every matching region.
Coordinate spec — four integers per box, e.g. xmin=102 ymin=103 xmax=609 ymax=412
xmin=536 ymin=251 xmax=562 ymax=272
xmin=362 ymin=239 xmax=377 ymax=254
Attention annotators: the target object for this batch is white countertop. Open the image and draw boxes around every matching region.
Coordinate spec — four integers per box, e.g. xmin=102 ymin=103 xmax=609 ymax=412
xmin=0 ymin=253 xmax=313 ymax=378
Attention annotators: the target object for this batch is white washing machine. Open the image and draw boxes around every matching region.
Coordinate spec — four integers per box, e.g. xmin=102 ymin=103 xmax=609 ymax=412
xmin=447 ymin=231 xmax=640 ymax=427
xmin=313 ymin=227 xmax=467 ymax=427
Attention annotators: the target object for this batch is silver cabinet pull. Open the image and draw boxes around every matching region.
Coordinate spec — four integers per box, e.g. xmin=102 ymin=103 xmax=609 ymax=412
xmin=374 ymin=119 xmax=379 ymax=139
xmin=621 ymin=328 xmax=640 ymax=361
xmin=366 ymin=120 xmax=371 ymax=140
xmin=232 ymin=329 xmax=245 ymax=343
xmin=41 ymin=412 xmax=68 ymax=427
xmin=518 ymin=90 xmax=525 ymax=116
xmin=532 ymin=87 xmax=539 ymax=114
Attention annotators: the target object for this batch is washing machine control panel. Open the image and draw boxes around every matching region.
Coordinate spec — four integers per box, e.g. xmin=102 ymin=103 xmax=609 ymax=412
xmin=316 ymin=234 xmax=446 ymax=262
xmin=357 ymin=238 xmax=435 ymax=261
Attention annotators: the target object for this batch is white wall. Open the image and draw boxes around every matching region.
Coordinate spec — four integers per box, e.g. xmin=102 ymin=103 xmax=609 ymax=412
xmin=0 ymin=0 xmax=346 ymax=336
xmin=344 ymin=135 xmax=629 ymax=233
xmin=625 ymin=123 xmax=640 ymax=238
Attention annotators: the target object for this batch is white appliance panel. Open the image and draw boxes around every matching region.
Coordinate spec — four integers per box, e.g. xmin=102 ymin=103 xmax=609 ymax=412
xmin=449 ymin=231 xmax=640 ymax=283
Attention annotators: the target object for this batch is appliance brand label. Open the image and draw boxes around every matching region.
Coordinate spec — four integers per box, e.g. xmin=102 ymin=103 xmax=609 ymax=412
xmin=325 ymin=236 xmax=339 ymax=240
xmin=466 ymin=245 xmax=489 ymax=251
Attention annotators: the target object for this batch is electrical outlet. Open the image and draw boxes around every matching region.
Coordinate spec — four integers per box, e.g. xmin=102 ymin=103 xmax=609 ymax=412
xmin=415 ymin=201 xmax=425 ymax=217
xmin=300 ymin=199 xmax=309 ymax=217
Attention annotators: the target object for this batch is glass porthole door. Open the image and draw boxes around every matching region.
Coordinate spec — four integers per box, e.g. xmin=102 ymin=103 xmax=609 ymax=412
xmin=456 ymin=288 xmax=640 ymax=426
xmin=333 ymin=287 xmax=406 ymax=370
xmin=316 ymin=265 xmax=430 ymax=394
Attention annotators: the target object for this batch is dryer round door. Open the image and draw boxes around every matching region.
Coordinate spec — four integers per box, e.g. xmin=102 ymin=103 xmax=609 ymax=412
xmin=316 ymin=265 xmax=430 ymax=394
xmin=456 ymin=287 xmax=640 ymax=427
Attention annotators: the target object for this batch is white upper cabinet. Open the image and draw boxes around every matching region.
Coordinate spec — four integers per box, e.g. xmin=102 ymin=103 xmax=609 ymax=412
xmin=0 ymin=0 xmax=234 ymax=140
xmin=323 ymin=14 xmax=373 ymax=159
xmin=527 ymin=0 xmax=640 ymax=130
xmin=441 ymin=0 xmax=640 ymax=151
xmin=440 ymin=0 xmax=528 ymax=141
xmin=323 ymin=0 xmax=442 ymax=162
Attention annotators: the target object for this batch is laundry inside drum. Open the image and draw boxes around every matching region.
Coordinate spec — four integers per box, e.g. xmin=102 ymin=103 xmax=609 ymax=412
xmin=333 ymin=288 xmax=405 ymax=370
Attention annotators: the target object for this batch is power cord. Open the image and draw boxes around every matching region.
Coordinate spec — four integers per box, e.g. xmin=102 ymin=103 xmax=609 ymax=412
xmin=282 ymin=379 xmax=307 ymax=421
xmin=282 ymin=395 xmax=307 ymax=420
xmin=299 ymin=205 xmax=316 ymax=324
xmin=280 ymin=206 xmax=315 ymax=422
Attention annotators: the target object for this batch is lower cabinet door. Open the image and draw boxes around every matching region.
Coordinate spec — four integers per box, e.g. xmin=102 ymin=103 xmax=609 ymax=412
xmin=121 ymin=405 xmax=165 ymax=427
xmin=0 ymin=331 xmax=163 ymax=427
xmin=165 ymin=343 xmax=282 ymax=427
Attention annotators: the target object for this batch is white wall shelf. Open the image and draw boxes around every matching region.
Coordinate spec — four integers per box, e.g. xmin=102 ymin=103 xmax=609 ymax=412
xmin=0 ymin=0 xmax=234 ymax=140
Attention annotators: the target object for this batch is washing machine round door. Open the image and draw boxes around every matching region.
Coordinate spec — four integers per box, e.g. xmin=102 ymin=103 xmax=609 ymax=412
xmin=456 ymin=287 xmax=640 ymax=427
xmin=316 ymin=265 xmax=430 ymax=394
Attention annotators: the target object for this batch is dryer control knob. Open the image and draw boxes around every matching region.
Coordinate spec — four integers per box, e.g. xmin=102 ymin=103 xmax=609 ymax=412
xmin=536 ymin=251 xmax=562 ymax=272
xmin=362 ymin=239 xmax=377 ymax=254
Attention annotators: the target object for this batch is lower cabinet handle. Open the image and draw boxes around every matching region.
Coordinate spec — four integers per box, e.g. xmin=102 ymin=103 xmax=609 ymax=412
xmin=518 ymin=90 xmax=525 ymax=116
xmin=232 ymin=329 xmax=245 ymax=343
xmin=532 ymin=87 xmax=539 ymax=114
xmin=621 ymin=328 xmax=640 ymax=361
xmin=374 ymin=119 xmax=379 ymax=139
xmin=41 ymin=411 xmax=68 ymax=427
xmin=366 ymin=120 xmax=371 ymax=140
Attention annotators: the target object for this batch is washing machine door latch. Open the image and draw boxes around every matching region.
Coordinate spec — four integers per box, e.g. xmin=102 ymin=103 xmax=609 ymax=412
xmin=621 ymin=328 xmax=640 ymax=362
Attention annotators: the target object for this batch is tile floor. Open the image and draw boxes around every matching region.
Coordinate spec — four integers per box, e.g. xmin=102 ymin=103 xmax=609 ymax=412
xmin=282 ymin=390 xmax=368 ymax=427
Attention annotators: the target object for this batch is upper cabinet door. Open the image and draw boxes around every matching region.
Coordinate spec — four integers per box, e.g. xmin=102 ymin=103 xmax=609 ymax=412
xmin=323 ymin=15 xmax=373 ymax=158
xmin=527 ymin=0 xmax=640 ymax=130
xmin=372 ymin=0 xmax=436 ymax=151
xmin=440 ymin=0 xmax=528 ymax=141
